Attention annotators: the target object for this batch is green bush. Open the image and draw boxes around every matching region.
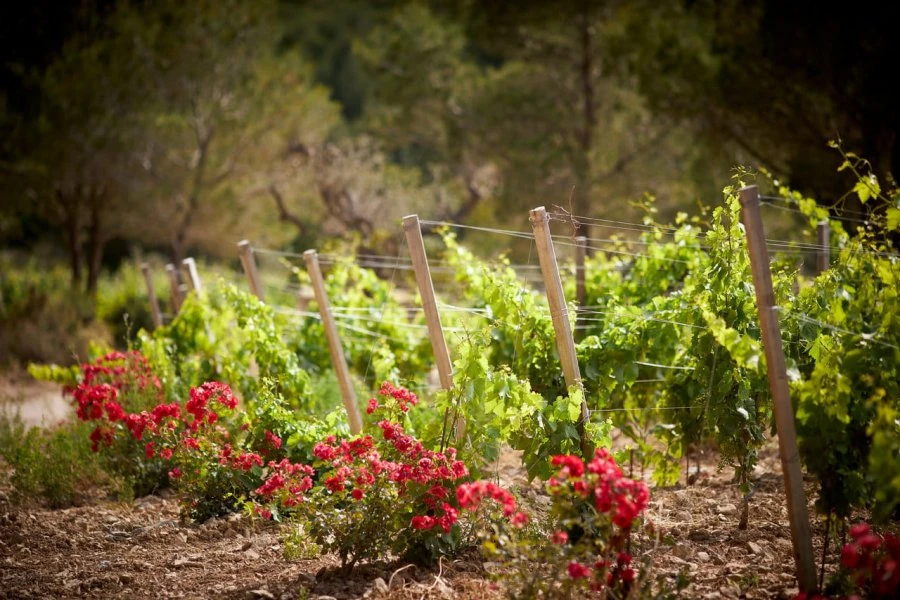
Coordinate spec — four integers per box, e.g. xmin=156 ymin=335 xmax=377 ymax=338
xmin=0 ymin=411 xmax=112 ymax=508
xmin=0 ymin=255 xmax=106 ymax=367
xmin=96 ymin=261 xmax=162 ymax=348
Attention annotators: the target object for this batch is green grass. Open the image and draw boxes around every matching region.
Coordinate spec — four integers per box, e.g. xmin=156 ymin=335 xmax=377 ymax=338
xmin=0 ymin=410 xmax=114 ymax=508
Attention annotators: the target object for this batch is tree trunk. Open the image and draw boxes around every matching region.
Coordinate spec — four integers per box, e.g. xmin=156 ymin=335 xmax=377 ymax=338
xmin=574 ymin=6 xmax=596 ymax=238
xmin=57 ymin=189 xmax=84 ymax=288
xmin=85 ymin=189 xmax=106 ymax=299
xmin=172 ymin=128 xmax=213 ymax=264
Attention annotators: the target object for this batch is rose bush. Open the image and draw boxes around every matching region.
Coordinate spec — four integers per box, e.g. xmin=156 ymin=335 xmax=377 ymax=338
xmin=252 ymin=382 xmax=521 ymax=568
xmin=475 ymin=448 xmax=651 ymax=599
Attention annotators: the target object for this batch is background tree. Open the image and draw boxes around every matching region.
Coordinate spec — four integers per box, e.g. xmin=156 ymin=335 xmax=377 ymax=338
xmin=116 ymin=0 xmax=341 ymax=262
xmin=611 ymin=0 xmax=900 ymax=218
xmin=8 ymin=29 xmax=145 ymax=296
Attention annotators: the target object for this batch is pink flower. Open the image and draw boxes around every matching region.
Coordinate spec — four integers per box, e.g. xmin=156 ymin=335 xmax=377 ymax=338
xmin=841 ymin=543 xmax=861 ymax=569
xmin=151 ymin=402 xmax=180 ymax=424
xmin=551 ymin=455 xmax=585 ymax=477
xmin=313 ymin=443 xmax=337 ymax=461
xmin=849 ymin=523 xmax=870 ymax=539
xmin=104 ymin=401 xmax=125 ymax=422
xmin=324 ymin=476 xmax=345 ymax=493
xmin=264 ymin=430 xmax=282 ymax=450
xmin=551 ymin=530 xmax=569 ymax=545
xmin=411 ymin=515 xmax=435 ymax=530
xmin=858 ymin=533 xmax=882 ymax=551
xmin=567 ymin=561 xmax=591 ymax=579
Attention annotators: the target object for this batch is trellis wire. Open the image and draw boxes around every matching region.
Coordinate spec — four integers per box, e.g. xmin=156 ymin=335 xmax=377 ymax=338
xmin=774 ymin=307 xmax=899 ymax=350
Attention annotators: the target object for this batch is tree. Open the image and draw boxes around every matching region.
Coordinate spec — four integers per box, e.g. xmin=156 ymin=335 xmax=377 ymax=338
xmin=116 ymin=0 xmax=341 ymax=262
xmin=354 ymin=1 xmax=727 ymax=240
xmin=610 ymin=0 xmax=900 ymax=216
xmin=6 ymin=28 xmax=145 ymax=296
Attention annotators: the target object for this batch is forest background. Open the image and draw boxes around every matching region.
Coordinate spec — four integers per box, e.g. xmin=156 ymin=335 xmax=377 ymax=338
xmin=1 ymin=0 xmax=898 ymax=365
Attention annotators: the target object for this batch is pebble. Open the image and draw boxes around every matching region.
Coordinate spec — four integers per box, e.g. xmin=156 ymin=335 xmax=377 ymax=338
xmin=717 ymin=503 xmax=737 ymax=515
xmin=747 ymin=541 xmax=763 ymax=554
xmin=374 ymin=577 xmax=388 ymax=593
xmin=672 ymin=544 xmax=695 ymax=559
xmin=719 ymin=585 xmax=740 ymax=598
xmin=688 ymin=529 xmax=711 ymax=541
xmin=697 ymin=551 xmax=711 ymax=562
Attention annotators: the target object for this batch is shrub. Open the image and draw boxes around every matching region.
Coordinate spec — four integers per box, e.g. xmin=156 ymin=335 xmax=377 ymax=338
xmin=0 ymin=256 xmax=105 ymax=367
xmin=828 ymin=522 xmax=900 ymax=599
xmin=476 ymin=448 xmax=651 ymax=599
xmin=0 ymin=412 xmax=111 ymax=508
xmin=252 ymin=382 xmax=526 ymax=569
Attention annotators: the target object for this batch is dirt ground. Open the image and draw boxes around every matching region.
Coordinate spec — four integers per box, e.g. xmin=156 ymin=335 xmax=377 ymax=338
xmin=0 ymin=381 xmax=834 ymax=599
xmin=0 ymin=372 xmax=70 ymax=428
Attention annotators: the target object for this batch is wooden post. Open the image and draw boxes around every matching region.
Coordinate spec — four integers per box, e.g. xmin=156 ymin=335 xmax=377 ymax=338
xmin=304 ymin=250 xmax=363 ymax=435
xmin=165 ymin=263 xmax=183 ymax=314
xmin=403 ymin=215 xmax=463 ymax=439
xmin=237 ymin=240 xmax=264 ymax=301
xmin=575 ymin=235 xmax=587 ymax=340
xmin=529 ymin=207 xmax=590 ymax=456
xmin=739 ymin=185 xmax=816 ymax=592
xmin=181 ymin=257 xmax=203 ymax=295
xmin=141 ymin=263 xmax=163 ymax=329
xmin=816 ymin=221 xmax=830 ymax=274
xmin=403 ymin=216 xmax=453 ymax=390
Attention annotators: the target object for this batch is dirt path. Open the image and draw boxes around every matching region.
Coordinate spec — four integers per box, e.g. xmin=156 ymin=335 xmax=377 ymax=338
xmin=0 ymin=374 xmax=70 ymax=428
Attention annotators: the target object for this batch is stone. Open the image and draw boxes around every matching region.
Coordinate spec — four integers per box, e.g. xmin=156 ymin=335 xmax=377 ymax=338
xmin=373 ymin=578 xmax=388 ymax=593
xmin=717 ymin=503 xmax=737 ymax=515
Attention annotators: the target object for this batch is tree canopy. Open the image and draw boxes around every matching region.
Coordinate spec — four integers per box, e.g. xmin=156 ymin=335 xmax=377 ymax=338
xmin=2 ymin=0 xmax=896 ymax=282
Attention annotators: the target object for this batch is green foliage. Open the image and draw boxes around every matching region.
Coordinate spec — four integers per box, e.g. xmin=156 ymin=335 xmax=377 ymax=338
xmin=95 ymin=261 xmax=165 ymax=348
xmin=0 ymin=256 xmax=105 ymax=366
xmin=135 ymin=283 xmax=320 ymax=416
xmin=789 ymin=231 xmax=900 ymax=519
xmin=242 ymin=380 xmax=335 ymax=467
xmin=441 ymin=232 xmax=564 ymax=401
xmin=0 ymin=413 xmax=111 ymax=508
xmin=281 ymin=519 xmax=322 ymax=561
xmin=287 ymin=258 xmax=432 ymax=388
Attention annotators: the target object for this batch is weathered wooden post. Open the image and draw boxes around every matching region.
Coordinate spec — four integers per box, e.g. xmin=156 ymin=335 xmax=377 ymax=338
xmin=740 ymin=185 xmax=816 ymax=592
xmin=237 ymin=240 xmax=264 ymax=301
xmin=529 ymin=207 xmax=591 ymax=458
xmin=181 ymin=257 xmax=203 ymax=295
xmin=141 ymin=263 xmax=163 ymax=329
xmin=165 ymin=263 xmax=183 ymax=314
xmin=402 ymin=215 xmax=462 ymax=439
xmin=304 ymin=250 xmax=363 ymax=435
